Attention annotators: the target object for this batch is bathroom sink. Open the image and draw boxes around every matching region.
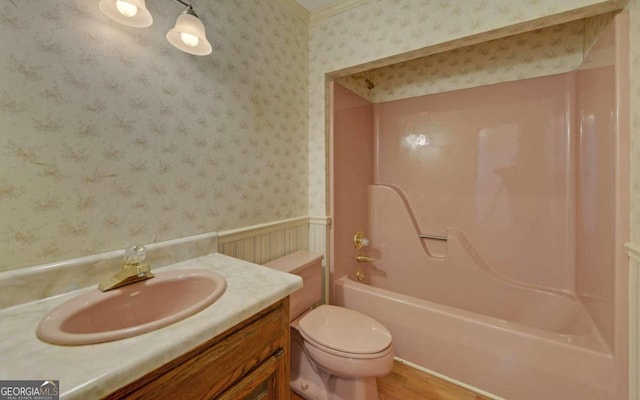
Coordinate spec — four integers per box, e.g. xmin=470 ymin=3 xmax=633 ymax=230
xmin=36 ymin=269 xmax=226 ymax=345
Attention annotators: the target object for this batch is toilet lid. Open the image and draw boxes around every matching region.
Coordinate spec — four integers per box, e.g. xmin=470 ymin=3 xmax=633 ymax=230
xmin=298 ymin=305 xmax=392 ymax=354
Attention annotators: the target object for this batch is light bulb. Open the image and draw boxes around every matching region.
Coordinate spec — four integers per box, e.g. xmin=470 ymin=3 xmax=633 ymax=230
xmin=116 ymin=0 xmax=138 ymax=17
xmin=180 ymin=32 xmax=200 ymax=47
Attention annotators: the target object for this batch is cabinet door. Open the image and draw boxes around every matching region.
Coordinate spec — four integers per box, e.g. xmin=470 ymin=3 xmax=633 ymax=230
xmin=104 ymin=299 xmax=290 ymax=400
xmin=217 ymin=350 xmax=286 ymax=400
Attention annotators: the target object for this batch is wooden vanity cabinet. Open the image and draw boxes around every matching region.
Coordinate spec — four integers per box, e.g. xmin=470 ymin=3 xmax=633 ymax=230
xmin=104 ymin=298 xmax=290 ymax=400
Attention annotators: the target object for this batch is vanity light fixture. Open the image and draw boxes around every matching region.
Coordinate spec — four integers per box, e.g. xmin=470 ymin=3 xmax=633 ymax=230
xmin=98 ymin=0 xmax=212 ymax=56
xmin=166 ymin=2 xmax=212 ymax=56
xmin=99 ymin=0 xmax=153 ymax=28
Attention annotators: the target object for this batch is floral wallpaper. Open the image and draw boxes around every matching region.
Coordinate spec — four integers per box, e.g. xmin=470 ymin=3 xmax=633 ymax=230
xmin=0 ymin=0 xmax=309 ymax=270
xmin=335 ymin=19 xmax=586 ymax=103
xmin=628 ymin=0 xmax=640 ymax=243
xmin=308 ymin=0 xmax=629 ymax=217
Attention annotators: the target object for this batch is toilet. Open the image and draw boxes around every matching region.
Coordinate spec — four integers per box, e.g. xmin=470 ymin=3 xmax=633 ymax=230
xmin=264 ymin=250 xmax=394 ymax=400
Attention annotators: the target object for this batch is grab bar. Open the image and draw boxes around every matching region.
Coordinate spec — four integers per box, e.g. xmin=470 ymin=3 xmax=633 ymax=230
xmin=418 ymin=234 xmax=447 ymax=241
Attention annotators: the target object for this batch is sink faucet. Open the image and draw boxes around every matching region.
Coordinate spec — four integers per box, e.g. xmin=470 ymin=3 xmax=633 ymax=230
xmin=98 ymin=244 xmax=154 ymax=291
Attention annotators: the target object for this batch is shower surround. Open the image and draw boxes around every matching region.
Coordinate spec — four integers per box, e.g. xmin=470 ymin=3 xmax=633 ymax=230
xmin=330 ymin=14 xmax=629 ymax=400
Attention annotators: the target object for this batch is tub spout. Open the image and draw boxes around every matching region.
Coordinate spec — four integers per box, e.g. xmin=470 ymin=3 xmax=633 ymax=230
xmin=356 ymin=255 xmax=374 ymax=263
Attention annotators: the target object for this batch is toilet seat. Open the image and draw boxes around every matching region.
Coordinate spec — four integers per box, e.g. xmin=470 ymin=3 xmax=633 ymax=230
xmin=298 ymin=305 xmax=392 ymax=359
xmin=301 ymin=332 xmax=394 ymax=360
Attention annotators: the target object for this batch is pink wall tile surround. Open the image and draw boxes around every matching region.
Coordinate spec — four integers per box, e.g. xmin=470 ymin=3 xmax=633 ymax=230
xmin=330 ymin=83 xmax=374 ymax=285
xmin=576 ymin=62 xmax=616 ymax=347
xmin=374 ymin=73 xmax=577 ymax=292
xmin=575 ymin=12 xmax=630 ymax=392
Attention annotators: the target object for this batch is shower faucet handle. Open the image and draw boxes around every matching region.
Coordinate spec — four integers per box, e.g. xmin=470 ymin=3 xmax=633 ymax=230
xmin=354 ymin=231 xmax=369 ymax=250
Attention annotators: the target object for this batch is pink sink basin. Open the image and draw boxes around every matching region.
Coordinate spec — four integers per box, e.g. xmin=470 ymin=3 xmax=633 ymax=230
xmin=36 ymin=269 xmax=226 ymax=346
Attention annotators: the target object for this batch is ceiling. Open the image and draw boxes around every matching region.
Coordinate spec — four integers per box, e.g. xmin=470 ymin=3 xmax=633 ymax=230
xmin=295 ymin=0 xmax=344 ymax=12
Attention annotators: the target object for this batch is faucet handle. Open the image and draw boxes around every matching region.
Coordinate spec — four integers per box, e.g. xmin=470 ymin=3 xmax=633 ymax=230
xmin=353 ymin=231 xmax=370 ymax=250
xmin=124 ymin=244 xmax=146 ymax=265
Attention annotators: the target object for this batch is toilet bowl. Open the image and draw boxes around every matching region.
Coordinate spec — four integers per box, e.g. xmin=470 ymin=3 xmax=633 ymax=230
xmin=264 ymin=251 xmax=394 ymax=400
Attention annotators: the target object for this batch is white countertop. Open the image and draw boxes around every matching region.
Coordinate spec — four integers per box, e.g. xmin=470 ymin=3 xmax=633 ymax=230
xmin=0 ymin=253 xmax=302 ymax=399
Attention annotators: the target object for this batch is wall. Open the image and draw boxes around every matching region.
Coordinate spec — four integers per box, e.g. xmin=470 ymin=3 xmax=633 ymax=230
xmin=330 ymin=83 xmax=373 ymax=287
xmin=336 ymin=19 xmax=586 ymax=103
xmin=623 ymin=0 xmax=640 ymax=389
xmin=0 ymin=0 xmax=309 ymax=271
xmin=373 ymin=73 xmax=576 ymax=292
xmin=218 ymin=217 xmax=309 ymax=265
xmin=627 ymin=0 xmax=640 ymax=246
xmin=575 ymin=21 xmax=619 ymax=349
xmin=336 ymin=12 xmax=619 ymax=104
xmin=626 ymin=0 xmax=640 ymax=395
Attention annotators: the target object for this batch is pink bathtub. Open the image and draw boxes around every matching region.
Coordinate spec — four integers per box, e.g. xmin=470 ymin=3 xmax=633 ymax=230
xmin=333 ymin=275 xmax=615 ymax=399
xmin=332 ymin=183 xmax=616 ymax=399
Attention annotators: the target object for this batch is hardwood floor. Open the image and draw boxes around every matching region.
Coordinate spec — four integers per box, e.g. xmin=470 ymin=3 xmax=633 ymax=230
xmin=290 ymin=360 xmax=492 ymax=400
xmin=378 ymin=361 xmax=492 ymax=400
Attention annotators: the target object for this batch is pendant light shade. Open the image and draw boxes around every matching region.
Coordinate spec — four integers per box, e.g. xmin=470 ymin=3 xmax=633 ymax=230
xmin=166 ymin=8 xmax=212 ymax=56
xmin=99 ymin=0 xmax=153 ymax=28
xmin=98 ymin=0 xmax=211 ymax=56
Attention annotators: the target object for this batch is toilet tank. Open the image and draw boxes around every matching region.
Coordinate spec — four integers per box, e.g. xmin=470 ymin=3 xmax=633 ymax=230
xmin=264 ymin=250 xmax=323 ymax=321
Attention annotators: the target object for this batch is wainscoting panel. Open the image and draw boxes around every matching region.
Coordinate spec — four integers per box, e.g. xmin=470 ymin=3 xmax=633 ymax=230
xmin=309 ymin=217 xmax=330 ymax=302
xmin=309 ymin=217 xmax=329 ymax=260
xmin=218 ymin=216 xmax=331 ymax=301
xmin=218 ymin=217 xmax=310 ymax=265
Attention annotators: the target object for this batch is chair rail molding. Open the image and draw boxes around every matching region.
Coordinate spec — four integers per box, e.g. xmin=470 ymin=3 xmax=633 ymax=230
xmin=218 ymin=217 xmax=309 ymax=265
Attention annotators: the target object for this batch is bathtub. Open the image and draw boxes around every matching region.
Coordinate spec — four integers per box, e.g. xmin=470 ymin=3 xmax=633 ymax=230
xmin=333 ymin=275 xmax=615 ymax=400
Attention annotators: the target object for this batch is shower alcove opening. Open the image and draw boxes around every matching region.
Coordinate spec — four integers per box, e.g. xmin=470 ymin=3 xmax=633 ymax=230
xmin=328 ymin=12 xmax=629 ymax=400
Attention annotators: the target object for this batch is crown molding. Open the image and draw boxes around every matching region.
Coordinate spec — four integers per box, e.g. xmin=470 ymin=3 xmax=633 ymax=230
xmin=310 ymin=0 xmax=368 ymax=25
xmin=628 ymin=243 xmax=640 ymax=263
xmin=277 ymin=0 xmax=310 ymax=22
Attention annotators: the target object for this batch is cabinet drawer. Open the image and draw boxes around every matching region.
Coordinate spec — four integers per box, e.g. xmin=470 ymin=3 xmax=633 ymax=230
xmin=105 ymin=300 xmax=288 ymax=400
xmin=217 ymin=351 xmax=281 ymax=400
